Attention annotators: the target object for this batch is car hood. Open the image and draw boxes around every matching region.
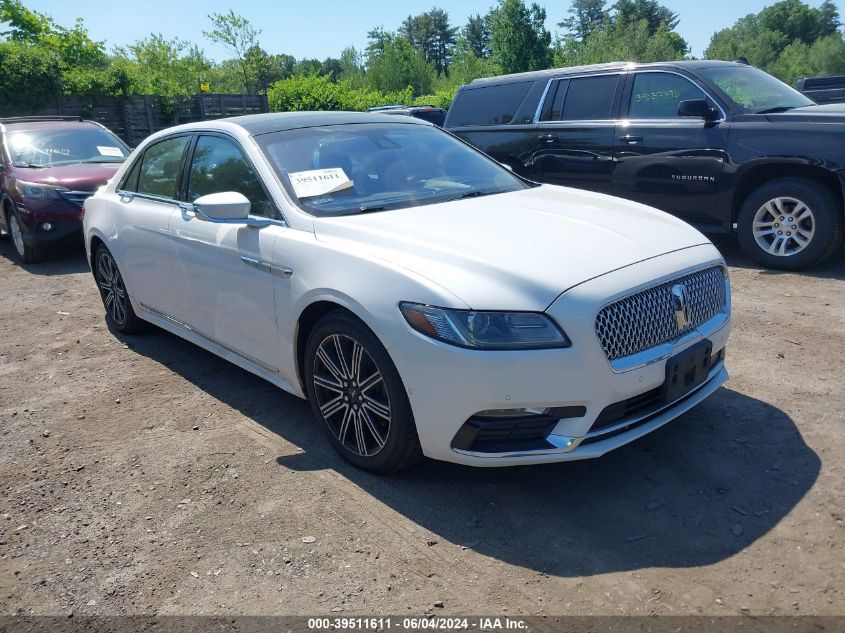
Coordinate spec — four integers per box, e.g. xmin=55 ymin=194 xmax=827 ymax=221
xmin=765 ymin=103 xmax=845 ymax=123
xmin=313 ymin=185 xmax=711 ymax=311
xmin=13 ymin=162 xmax=122 ymax=190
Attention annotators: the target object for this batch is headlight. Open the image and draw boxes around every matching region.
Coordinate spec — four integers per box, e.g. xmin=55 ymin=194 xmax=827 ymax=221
xmin=16 ymin=180 xmax=64 ymax=200
xmin=399 ymin=302 xmax=570 ymax=350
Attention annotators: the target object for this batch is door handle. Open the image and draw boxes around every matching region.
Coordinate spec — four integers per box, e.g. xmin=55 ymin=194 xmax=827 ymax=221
xmin=240 ymin=256 xmax=293 ymax=279
xmin=539 ymin=133 xmax=558 ymax=143
xmin=617 ymin=135 xmax=643 ymax=144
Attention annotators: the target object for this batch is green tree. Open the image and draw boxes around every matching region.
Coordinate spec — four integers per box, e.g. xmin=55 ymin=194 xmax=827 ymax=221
xmin=367 ymin=36 xmax=435 ymax=96
xmin=203 ymin=10 xmax=260 ymax=92
xmin=463 ymin=14 xmax=491 ymax=58
xmin=488 ymin=0 xmax=552 ymax=74
xmin=613 ymin=0 xmax=679 ymax=34
xmin=558 ymin=0 xmax=609 ymax=42
xmin=115 ymin=35 xmax=212 ymax=96
xmin=399 ymin=9 xmax=457 ymax=76
xmin=704 ymin=0 xmax=845 ymax=82
xmin=0 ymin=41 xmax=61 ymax=115
xmin=758 ymin=0 xmax=839 ymax=44
xmin=556 ymin=17 xmax=686 ymax=66
xmin=365 ymin=26 xmax=389 ymax=60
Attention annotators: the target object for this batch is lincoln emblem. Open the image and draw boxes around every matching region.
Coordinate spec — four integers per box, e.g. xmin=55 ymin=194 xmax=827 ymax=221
xmin=671 ymin=284 xmax=690 ymax=330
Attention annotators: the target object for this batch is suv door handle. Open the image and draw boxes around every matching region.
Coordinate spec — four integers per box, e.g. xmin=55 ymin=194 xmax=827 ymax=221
xmin=617 ymin=135 xmax=643 ymax=144
xmin=539 ymin=133 xmax=558 ymax=143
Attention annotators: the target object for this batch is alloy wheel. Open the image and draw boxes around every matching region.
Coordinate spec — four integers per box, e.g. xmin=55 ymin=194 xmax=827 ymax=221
xmin=97 ymin=250 xmax=128 ymax=326
xmin=312 ymin=334 xmax=391 ymax=457
xmin=752 ymin=196 xmax=815 ymax=257
xmin=9 ymin=214 xmax=25 ymax=258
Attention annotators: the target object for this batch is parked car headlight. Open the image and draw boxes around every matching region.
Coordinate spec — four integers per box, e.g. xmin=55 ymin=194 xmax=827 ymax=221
xmin=399 ymin=302 xmax=570 ymax=350
xmin=16 ymin=180 xmax=64 ymax=200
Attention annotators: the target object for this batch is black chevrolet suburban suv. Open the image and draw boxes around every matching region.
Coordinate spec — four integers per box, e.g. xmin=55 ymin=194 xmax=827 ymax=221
xmin=445 ymin=61 xmax=845 ymax=270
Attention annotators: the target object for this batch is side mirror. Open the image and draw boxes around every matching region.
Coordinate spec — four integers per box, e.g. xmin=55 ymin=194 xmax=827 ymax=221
xmin=192 ymin=192 xmax=251 ymax=221
xmin=678 ymin=99 xmax=718 ymax=121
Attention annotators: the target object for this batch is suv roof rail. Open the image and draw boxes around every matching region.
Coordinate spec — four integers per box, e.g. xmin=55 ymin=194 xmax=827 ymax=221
xmin=367 ymin=105 xmax=406 ymax=111
xmin=0 ymin=115 xmax=84 ymax=124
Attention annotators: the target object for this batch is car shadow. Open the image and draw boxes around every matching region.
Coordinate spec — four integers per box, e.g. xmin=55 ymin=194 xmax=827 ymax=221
xmin=122 ymin=326 xmax=820 ymax=579
xmin=711 ymin=234 xmax=845 ymax=281
xmin=0 ymin=238 xmax=90 ymax=276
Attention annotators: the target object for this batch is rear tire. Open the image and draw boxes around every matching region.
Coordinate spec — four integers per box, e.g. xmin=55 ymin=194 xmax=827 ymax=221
xmin=7 ymin=210 xmax=44 ymax=264
xmin=737 ymin=178 xmax=844 ymax=270
xmin=304 ymin=311 xmax=422 ymax=474
xmin=94 ymin=245 xmax=146 ymax=334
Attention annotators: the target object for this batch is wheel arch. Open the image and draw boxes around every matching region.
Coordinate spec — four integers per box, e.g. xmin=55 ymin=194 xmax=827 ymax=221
xmin=732 ymin=163 xmax=845 ymax=225
xmin=88 ymin=233 xmax=106 ymax=278
xmin=1 ymin=194 xmax=14 ymax=229
xmin=294 ymin=300 xmax=365 ymax=394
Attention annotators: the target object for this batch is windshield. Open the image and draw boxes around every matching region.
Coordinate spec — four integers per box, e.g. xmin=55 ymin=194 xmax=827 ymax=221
xmin=6 ymin=126 xmax=129 ymax=168
xmin=257 ymin=122 xmax=531 ymax=217
xmin=699 ymin=66 xmax=814 ymax=113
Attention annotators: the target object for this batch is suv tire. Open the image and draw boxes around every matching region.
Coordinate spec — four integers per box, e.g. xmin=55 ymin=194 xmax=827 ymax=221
xmin=7 ymin=209 xmax=44 ymax=264
xmin=304 ymin=310 xmax=422 ymax=474
xmin=737 ymin=178 xmax=844 ymax=270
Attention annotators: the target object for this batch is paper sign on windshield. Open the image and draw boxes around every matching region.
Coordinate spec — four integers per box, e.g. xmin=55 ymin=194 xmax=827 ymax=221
xmin=289 ymin=168 xmax=353 ymax=198
xmin=97 ymin=146 xmax=124 ymax=158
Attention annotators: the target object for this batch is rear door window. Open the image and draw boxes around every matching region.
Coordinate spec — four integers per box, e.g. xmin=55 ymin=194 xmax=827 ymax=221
xmin=136 ymin=136 xmax=191 ymax=200
xmin=447 ymin=81 xmax=533 ymax=126
xmin=547 ymin=75 xmax=620 ymax=121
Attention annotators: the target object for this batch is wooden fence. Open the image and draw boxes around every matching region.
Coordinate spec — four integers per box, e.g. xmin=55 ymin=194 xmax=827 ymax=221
xmin=17 ymin=93 xmax=269 ymax=146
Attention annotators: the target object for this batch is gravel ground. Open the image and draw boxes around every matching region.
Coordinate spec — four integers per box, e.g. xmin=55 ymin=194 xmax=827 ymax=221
xmin=0 ymin=235 xmax=843 ymax=617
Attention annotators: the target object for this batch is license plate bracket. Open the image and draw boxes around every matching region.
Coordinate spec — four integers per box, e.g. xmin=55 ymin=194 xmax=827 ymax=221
xmin=662 ymin=339 xmax=713 ymax=403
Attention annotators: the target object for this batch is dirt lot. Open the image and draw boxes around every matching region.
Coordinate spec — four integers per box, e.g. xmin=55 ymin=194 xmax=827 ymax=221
xmin=0 ymin=235 xmax=843 ymax=618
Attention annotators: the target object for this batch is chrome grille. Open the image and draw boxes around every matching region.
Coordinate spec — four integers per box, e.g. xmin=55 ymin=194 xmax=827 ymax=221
xmin=595 ymin=266 xmax=727 ymax=361
xmin=58 ymin=190 xmax=95 ymax=208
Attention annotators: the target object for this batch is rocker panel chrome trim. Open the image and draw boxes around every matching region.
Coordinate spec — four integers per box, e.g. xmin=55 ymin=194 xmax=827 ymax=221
xmin=138 ymin=302 xmax=281 ymax=374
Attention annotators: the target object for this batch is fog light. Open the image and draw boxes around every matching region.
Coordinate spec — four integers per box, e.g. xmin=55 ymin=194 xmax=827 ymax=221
xmin=41 ymin=222 xmax=53 ymax=231
xmin=474 ymin=407 xmax=550 ymax=419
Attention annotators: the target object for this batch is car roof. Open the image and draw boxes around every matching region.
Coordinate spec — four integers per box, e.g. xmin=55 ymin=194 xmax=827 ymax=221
xmin=0 ymin=118 xmax=104 ymax=134
xmin=465 ymin=60 xmax=745 ymax=87
xmin=219 ymin=111 xmax=431 ymax=136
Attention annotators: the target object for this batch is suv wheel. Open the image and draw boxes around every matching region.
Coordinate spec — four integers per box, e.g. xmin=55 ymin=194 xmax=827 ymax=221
xmin=7 ymin=210 xmax=44 ymax=264
xmin=304 ymin=311 xmax=422 ymax=474
xmin=94 ymin=245 xmax=146 ymax=333
xmin=737 ymin=178 xmax=844 ymax=270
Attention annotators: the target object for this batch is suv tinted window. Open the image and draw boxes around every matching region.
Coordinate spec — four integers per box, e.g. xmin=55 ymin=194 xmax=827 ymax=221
xmin=136 ymin=136 xmax=190 ymax=199
xmin=629 ymin=72 xmax=706 ymax=119
xmin=187 ymin=135 xmax=273 ymax=217
xmin=447 ymin=81 xmax=533 ymax=126
xmin=554 ymin=75 xmax=619 ymax=121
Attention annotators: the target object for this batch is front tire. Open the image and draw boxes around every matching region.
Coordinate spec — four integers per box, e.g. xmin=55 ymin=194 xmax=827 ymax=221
xmin=737 ymin=178 xmax=844 ymax=270
xmin=304 ymin=311 xmax=422 ymax=474
xmin=94 ymin=245 xmax=146 ymax=334
xmin=7 ymin=210 xmax=44 ymax=264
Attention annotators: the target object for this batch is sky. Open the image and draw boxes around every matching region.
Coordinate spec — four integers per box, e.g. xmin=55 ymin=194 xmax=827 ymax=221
xmin=20 ymin=0 xmax=845 ymax=61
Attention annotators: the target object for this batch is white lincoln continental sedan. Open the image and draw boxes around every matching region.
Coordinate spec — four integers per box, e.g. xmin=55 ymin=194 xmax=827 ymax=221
xmin=83 ymin=112 xmax=730 ymax=473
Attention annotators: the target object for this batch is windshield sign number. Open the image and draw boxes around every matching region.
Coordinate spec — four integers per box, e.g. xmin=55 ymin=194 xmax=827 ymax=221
xmin=289 ymin=168 xmax=353 ymax=198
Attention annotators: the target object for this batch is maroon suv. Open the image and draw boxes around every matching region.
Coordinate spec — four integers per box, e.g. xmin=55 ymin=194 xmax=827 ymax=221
xmin=0 ymin=116 xmax=129 ymax=263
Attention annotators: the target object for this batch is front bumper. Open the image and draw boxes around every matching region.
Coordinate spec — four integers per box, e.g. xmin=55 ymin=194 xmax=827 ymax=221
xmin=388 ymin=245 xmax=731 ymax=467
xmin=15 ymin=199 xmax=84 ymax=246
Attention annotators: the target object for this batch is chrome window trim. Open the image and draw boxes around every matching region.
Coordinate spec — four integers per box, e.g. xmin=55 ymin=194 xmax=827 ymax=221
xmin=533 ymin=71 xmax=625 ymax=124
xmin=626 ymin=69 xmax=728 ymax=123
xmin=115 ymin=190 xmax=181 ymax=207
xmin=532 ymin=79 xmax=555 ymax=124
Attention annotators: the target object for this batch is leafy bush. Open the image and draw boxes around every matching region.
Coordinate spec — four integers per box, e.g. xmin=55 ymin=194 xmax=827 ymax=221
xmin=267 ymin=74 xmax=414 ymax=112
